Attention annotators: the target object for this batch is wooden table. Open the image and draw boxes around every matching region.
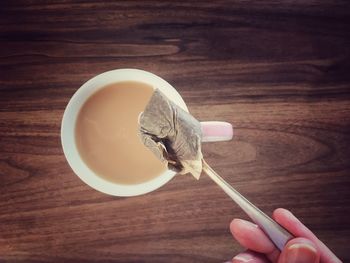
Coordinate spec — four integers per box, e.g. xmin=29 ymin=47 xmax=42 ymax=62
xmin=1 ymin=1 xmax=350 ymax=262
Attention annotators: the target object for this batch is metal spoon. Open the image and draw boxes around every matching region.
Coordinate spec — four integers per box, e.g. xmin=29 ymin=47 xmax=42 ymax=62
xmin=202 ymin=159 xmax=293 ymax=251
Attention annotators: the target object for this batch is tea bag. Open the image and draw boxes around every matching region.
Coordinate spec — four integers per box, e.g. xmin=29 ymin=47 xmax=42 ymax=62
xmin=138 ymin=89 xmax=203 ymax=179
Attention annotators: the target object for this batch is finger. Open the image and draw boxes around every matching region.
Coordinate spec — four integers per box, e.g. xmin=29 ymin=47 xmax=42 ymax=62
xmin=278 ymin=237 xmax=319 ymax=263
xmin=230 ymin=219 xmax=275 ymax=253
xmin=232 ymin=250 xmax=270 ymax=263
xmin=230 ymin=219 xmax=280 ymax=262
xmin=273 ymin=208 xmax=342 ymax=263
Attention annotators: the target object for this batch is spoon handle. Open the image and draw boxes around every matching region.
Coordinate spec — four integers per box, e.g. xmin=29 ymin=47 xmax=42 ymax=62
xmin=202 ymin=160 xmax=293 ymax=251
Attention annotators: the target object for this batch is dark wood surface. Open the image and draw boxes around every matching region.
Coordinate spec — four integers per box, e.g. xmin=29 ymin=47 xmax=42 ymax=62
xmin=1 ymin=1 xmax=350 ymax=262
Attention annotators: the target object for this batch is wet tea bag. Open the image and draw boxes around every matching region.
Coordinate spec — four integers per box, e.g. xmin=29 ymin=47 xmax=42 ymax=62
xmin=138 ymin=89 xmax=203 ymax=179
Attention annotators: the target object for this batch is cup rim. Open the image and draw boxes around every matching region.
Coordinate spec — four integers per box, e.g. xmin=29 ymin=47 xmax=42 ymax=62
xmin=61 ymin=68 xmax=188 ymax=196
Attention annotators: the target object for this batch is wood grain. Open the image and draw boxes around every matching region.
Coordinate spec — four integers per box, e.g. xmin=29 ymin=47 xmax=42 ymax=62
xmin=1 ymin=1 xmax=350 ymax=262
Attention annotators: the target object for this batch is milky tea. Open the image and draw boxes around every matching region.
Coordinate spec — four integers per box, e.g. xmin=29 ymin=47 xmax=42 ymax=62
xmin=75 ymin=81 xmax=166 ymax=185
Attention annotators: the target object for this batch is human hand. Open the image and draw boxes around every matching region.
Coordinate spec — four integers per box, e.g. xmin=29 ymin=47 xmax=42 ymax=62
xmin=228 ymin=208 xmax=341 ymax=263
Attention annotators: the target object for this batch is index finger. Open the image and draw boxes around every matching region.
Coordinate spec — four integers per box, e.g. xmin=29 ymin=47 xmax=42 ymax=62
xmin=230 ymin=219 xmax=280 ymax=262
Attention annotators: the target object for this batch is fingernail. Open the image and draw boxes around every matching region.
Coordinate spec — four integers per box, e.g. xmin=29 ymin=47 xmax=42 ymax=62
xmin=286 ymin=243 xmax=317 ymax=263
xmin=283 ymin=209 xmax=294 ymax=218
xmin=277 ymin=208 xmax=295 ymax=221
xmin=235 ymin=219 xmax=258 ymax=228
xmin=232 ymin=254 xmax=252 ymax=263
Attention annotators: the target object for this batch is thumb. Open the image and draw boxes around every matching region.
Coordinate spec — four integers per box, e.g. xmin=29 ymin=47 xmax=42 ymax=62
xmin=279 ymin=237 xmax=320 ymax=263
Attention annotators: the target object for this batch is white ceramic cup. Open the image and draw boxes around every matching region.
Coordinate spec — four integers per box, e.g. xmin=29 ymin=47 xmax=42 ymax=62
xmin=61 ymin=69 xmax=233 ymax=197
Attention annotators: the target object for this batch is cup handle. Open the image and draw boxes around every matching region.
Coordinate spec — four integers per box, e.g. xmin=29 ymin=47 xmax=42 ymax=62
xmin=200 ymin=121 xmax=233 ymax=142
